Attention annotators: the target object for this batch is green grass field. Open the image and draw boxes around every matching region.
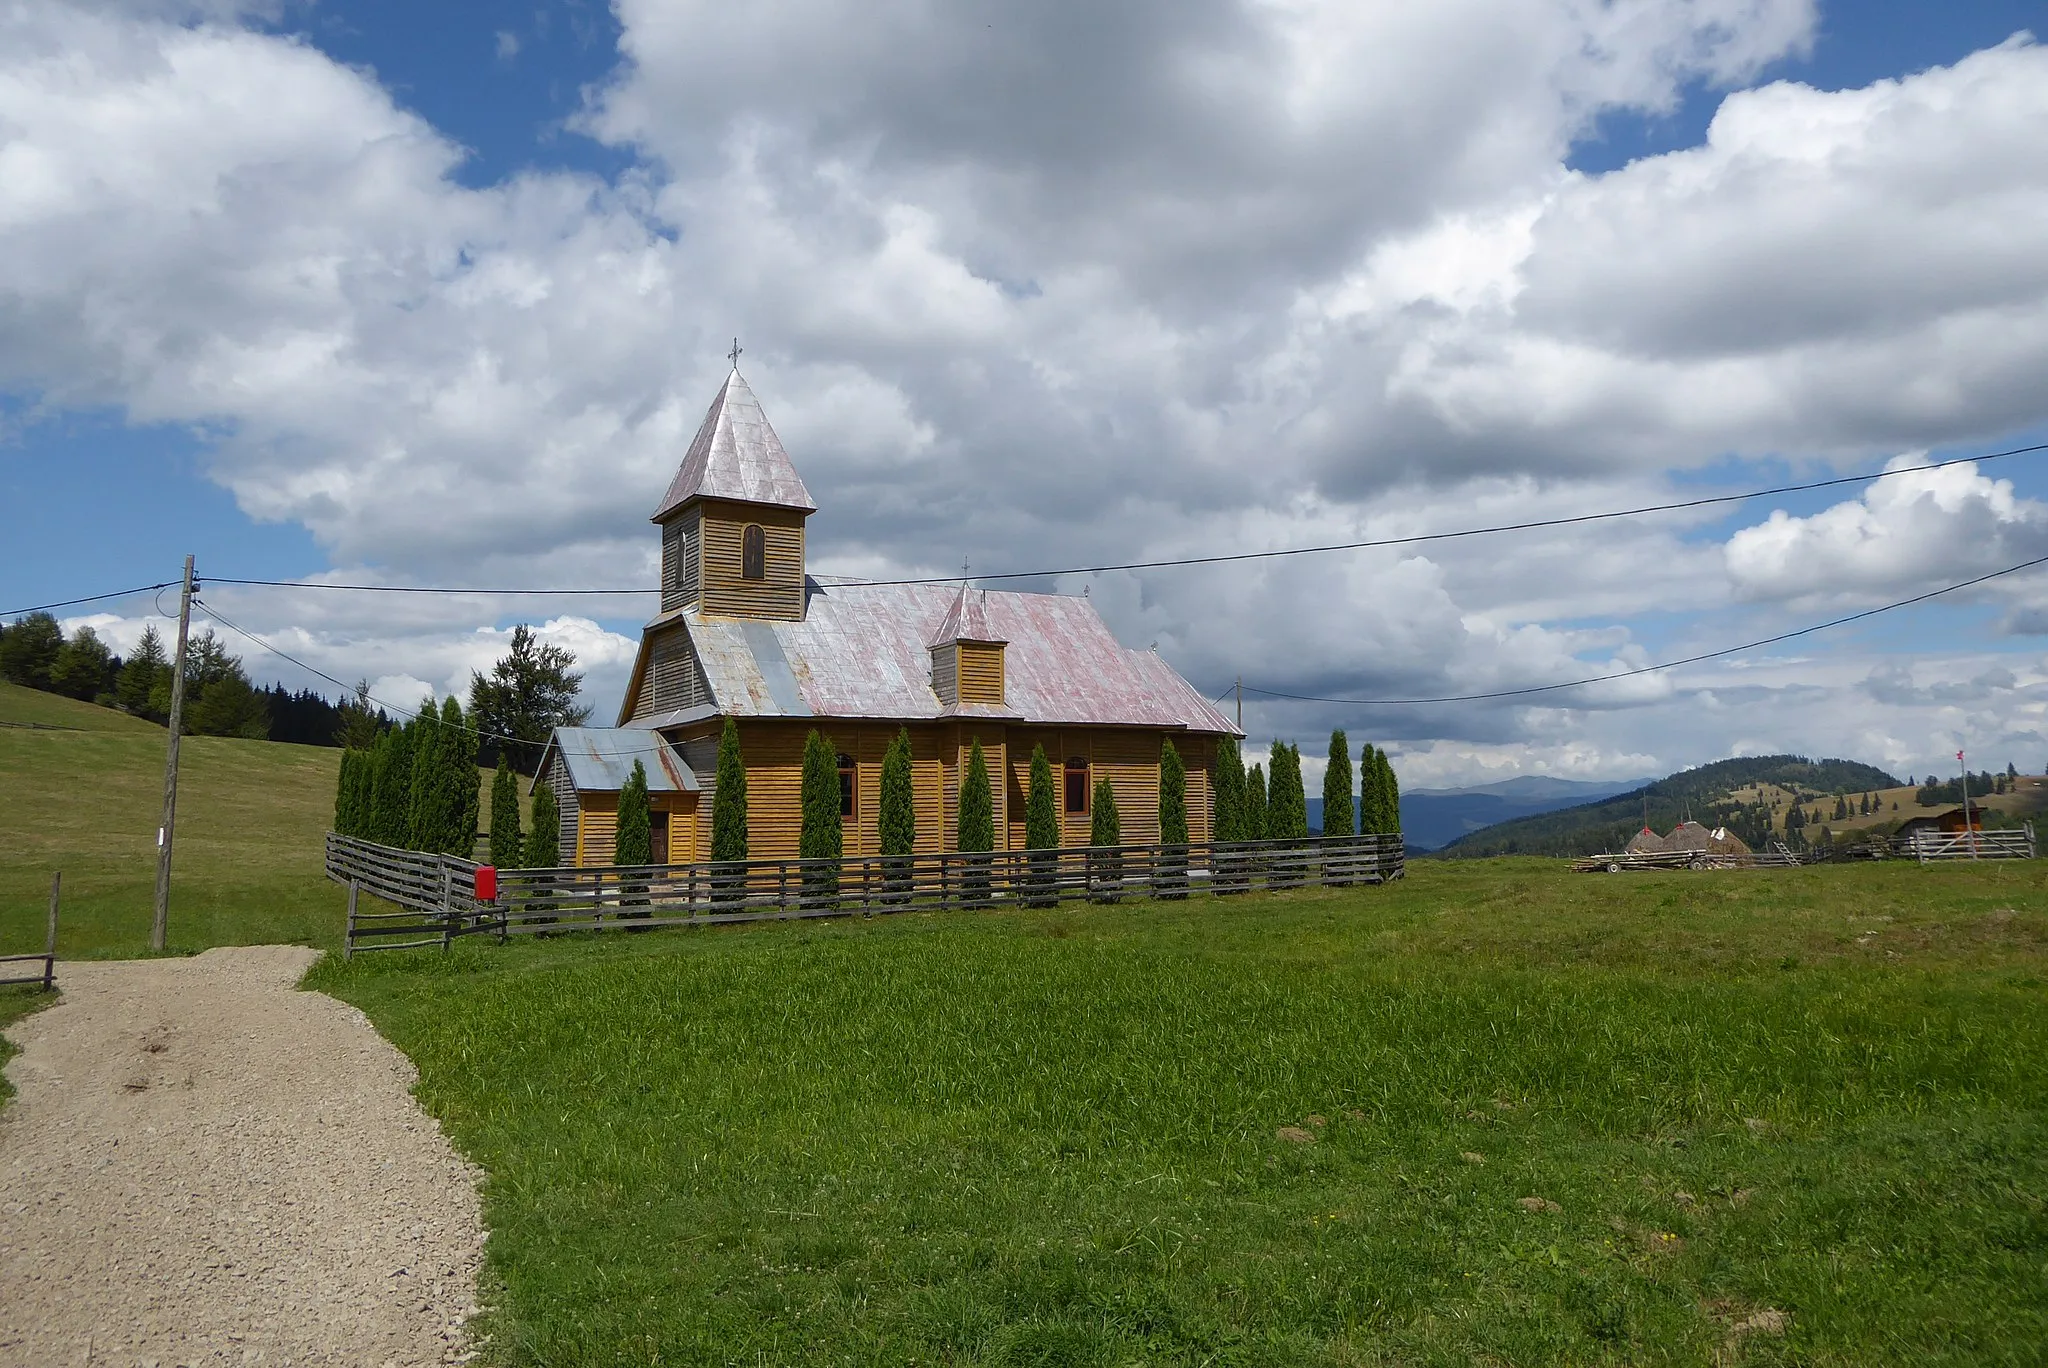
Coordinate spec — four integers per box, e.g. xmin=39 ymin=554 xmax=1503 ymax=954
xmin=8 ymin=682 xmax=2048 ymax=1363
xmin=309 ymin=859 xmax=2048 ymax=1366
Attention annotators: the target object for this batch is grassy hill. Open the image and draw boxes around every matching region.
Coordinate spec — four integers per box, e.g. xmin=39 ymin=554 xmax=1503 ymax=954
xmin=0 ymin=680 xmax=346 ymax=958
xmin=1438 ymin=755 xmax=1906 ymax=858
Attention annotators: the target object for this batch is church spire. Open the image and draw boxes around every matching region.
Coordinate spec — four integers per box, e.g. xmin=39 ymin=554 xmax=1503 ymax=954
xmin=653 ymin=367 xmax=815 ymax=523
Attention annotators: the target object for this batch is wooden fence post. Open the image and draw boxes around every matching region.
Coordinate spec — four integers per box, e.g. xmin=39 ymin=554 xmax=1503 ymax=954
xmin=344 ymin=878 xmax=359 ymax=962
xmin=43 ymin=872 xmax=59 ymax=991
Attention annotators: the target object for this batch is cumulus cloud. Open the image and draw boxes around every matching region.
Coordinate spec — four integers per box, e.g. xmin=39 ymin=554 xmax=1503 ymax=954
xmin=1724 ymin=456 xmax=2048 ymax=604
xmin=6 ymin=0 xmax=2048 ymax=784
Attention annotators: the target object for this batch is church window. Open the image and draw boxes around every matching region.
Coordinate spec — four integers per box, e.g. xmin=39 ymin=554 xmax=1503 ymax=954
xmin=1065 ymin=758 xmax=1090 ymax=815
xmin=742 ymin=524 xmax=765 ymax=580
xmin=838 ymin=753 xmax=857 ymax=819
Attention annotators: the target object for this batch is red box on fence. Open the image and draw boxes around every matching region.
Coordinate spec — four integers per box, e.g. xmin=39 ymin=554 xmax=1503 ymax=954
xmin=474 ymin=866 xmax=497 ymax=903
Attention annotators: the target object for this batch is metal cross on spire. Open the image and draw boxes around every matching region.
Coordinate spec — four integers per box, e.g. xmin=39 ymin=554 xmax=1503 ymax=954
xmin=728 ymin=337 xmax=743 ymax=369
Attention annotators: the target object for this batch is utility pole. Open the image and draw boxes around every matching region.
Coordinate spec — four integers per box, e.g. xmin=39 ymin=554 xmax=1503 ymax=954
xmin=1236 ymin=675 xmax=1242 ymax=731
xmin=152 ymin=555 xmax=195 ymax=952
xmin=1958 ymin=748 xmax=1977 ymax=859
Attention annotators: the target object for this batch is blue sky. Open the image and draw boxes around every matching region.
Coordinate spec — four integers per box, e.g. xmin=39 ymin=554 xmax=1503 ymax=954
xmin=3 ymin=0 xmax=2046 ymax=786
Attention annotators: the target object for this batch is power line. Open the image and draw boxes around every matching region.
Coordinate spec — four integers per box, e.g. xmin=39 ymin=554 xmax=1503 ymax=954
xmin=195 ymin=442 xmax=2047 ymax=598
xmin=0 ymin=581 xmax=179 ymax=617
xmin=1239 ymin=551 xmax=2048 ymax=707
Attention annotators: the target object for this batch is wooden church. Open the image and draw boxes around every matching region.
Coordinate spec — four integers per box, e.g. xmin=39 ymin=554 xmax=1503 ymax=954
xmin=534 ymin=365 xmax=1240 ymax=866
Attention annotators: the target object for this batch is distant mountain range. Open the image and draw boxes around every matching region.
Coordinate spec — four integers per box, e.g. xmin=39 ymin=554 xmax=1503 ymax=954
xmin=1434 ymin=755 xmax=1902 ymax=858
xmin=1391 ymin=776 xmax=1653 ymax=851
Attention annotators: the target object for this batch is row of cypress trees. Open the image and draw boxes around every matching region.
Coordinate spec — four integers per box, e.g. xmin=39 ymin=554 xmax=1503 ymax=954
xmin=1211 ymin=732 xmax=1402 ymax=842
xmin=334 ymin=700 xmax=565 ymax=865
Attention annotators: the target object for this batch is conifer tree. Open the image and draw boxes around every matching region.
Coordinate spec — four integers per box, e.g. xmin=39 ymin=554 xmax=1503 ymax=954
xmin=1269 ymin=742 xmax=1308 ymax=840
xmin=1213 ymin=736 xmax=1246 ymax=843
xmin=1246 ymin=763 xmax=1268 ymax=841
xmin=334 ymin=749 xmax=360 ymax=836
xmin=1376 ymin=748 xmax=1401 ymax=835
xmin=369 ymin=722 xmax=413 ymax=846
xmin=958 ymin=737 xmax=995 ymax=906
xmin=1159 ymin=739 xmax=1188 ymax=845
xmin=1355 ymin=743 xmax=1378 ymax=833
xmin=711 ymin=717 xmax=749 ymax=862
xmin=443 ymin=696 xmax=480 ymax=856
xmin=489 ymin=755 xmax=524 ymax=867
xmin=1025 ymin=744 xmax=1059 ymax=849
xmin=116 ymin=625 xmax=168 ymax=717
xmin=616 ymin=758 xmax=652 ymax=865
xmin=527 ymin=782 xmax=561 ymax=867
xmin=1090 ymin=777 xmax=1121 ymax=846
xmin=407 ymin=700 xmax=444 ymax=851
xmin=957 ymin=738 xmax=994 ymax=852
xmin=799 ymin=729 xmax=843 ymax=859
xmin=1323 ymin=730 xmax=1353 ymax=838
xmin=880 ymin=727 xmax=916 ymax=857
xmin=1158 ymin=737 xmax=1189 ymax=898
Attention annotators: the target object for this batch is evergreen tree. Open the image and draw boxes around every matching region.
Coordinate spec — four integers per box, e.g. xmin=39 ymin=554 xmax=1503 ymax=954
xmin=0 ymin=612 xmax=62 ymax=690
xmin=1213 ymin=736 xmax=1246 ymax=843
xmin=1090 ymin=777 xmax=1121 ymax=846
xmin=335 ymin=679 xmax=383 ymax=751
xmin=50 ymin=625 xmax=116 ymax=702
xmin=334 ymin=749 xmax=361 ymax=836
xmin=1323 ymin=731 xmax=1354 ymax=838
xmin=527 ymin=782 xmax=561 ymax=867
xmin=407 ymin=700 xmax=446 ymax=852
xmin=489 ymin=755 xmax=523 ymax=867
xmin=1158 ymin=737 xmax=1189 ymax=899
xmin=443 ymin=696 xmax=480 ymax=856
xmin=616 ymin=759 xmax=652 ymax=865
xmin=467 ymin=624 xmax=593 ymax=773
xmin=711 ymin=717 xmax=750 ymax=862
xmin=799 ymin=729 xmax=844 ymax=859
xmin=957 ymin=737 xmax=995 ymax=906
xmin=117 ymin=625 xmax=168 ymax=718
xmin=1246 ymin=763 xmax=1268 ymax=841
xmin=879 ymin=727 xmax=917 ymax=856
xmin=1377 ymin=749 xmax=1401 ymax=835
xmin=1089 ymin=776 xmax=1122 ymax=903
xmin=1159 ymin=738 xmax=1189 ymax=845
xmin=369 ymin=721 xmax=414 ymax=846
xmin=1025 ymin=744 xmax=1059 ymax=849
xmin=957 ymin=738 xmax=995 ymax=852
xmin=1268 ymin=743 xmax=1308 ymax=840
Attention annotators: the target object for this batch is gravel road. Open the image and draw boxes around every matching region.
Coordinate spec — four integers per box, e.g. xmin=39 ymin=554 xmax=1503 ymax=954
xmin=0 ymin=945 xmax=484 ymax=1367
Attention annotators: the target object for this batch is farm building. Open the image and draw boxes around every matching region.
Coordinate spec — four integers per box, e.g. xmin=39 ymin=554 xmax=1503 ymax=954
xmin=1893 ymin=807 xmax=1982 ymax=841
xmin=538 ymin=364 xmax=1240 ymax=866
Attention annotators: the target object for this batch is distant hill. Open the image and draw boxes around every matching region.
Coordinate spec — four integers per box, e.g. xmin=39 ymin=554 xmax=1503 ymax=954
xmin=1436 ymin=755 xmax=1902 ymax=858
xmin=1391 ymin=776 xmax=1655 ymax=851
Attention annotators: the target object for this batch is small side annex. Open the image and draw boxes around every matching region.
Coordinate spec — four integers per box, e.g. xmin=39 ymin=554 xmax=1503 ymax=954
xmin=533 ymin=727 xmax=700 ymax=867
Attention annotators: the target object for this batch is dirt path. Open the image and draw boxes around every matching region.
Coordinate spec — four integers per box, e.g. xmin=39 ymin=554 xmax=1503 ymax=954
xmin=0 ymin=946 xmax=484 ymax=1367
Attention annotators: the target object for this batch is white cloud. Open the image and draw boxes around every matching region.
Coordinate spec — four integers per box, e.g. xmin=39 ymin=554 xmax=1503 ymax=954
xmin=1724 ymin=456 xmax=2048 ymax=604
xmin=7 ymin=0 xmax=2048 ymax=787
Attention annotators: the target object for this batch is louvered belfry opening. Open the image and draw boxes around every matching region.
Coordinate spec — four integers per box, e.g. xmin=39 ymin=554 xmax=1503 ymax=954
xmin=651 ymin=365 xmax=817 ymax=622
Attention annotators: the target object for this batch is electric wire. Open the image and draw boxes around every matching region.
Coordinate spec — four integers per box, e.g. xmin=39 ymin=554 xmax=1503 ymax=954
xmin=1239 ymin=551 xmax=2048 ymax=707
xmin=195 ymin=442 xmax=2048 ymax=598
xmin=0 ymin=580 xmax=180 ymax=618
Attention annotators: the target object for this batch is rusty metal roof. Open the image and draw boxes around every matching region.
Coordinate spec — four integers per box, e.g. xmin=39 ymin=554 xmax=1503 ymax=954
xmin=652 ymin=369 xmax=815 ymax=521
xmin=539 ymin=727 xmax=698 ymax=794
xmin=682 ymin=582 xmax=1239 ymax=734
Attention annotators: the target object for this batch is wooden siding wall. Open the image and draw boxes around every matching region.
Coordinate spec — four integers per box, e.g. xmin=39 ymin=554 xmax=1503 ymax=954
xmin=660 ymin=508 xmax=701 ymax=613
xmin=629 ymin=624 xmax=711 ymax=721
xmin=929 ymin=645 xmax=958 ymax=706
xmin=698 ymin=500 xmax=806 ymax=620
xmin=662 ymin=720 xmax=1216 ymax=860
xmin=545 ymin=750 xmax=580 ymax=858
xmin=571 ymin=793 xmax=699 ymax=867
xmin=958 ymin=643 xmax=1005 ymax=705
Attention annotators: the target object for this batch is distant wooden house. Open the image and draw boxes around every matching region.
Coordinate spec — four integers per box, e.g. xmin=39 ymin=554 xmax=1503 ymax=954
xmin=537 ymin=365 xmax=1239 ymax=866
xmin=1893 ymin=806 xmax=1982 ymax=841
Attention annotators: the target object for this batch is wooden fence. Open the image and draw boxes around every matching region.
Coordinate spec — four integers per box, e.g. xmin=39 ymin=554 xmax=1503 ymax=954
xmin=1905 ymin=825 xmax=2036 ymax=862
xmin=0 ymin=873 xmax=60 ymax=991
xmin=327 ymin=831 xmax=1405 ymax=956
